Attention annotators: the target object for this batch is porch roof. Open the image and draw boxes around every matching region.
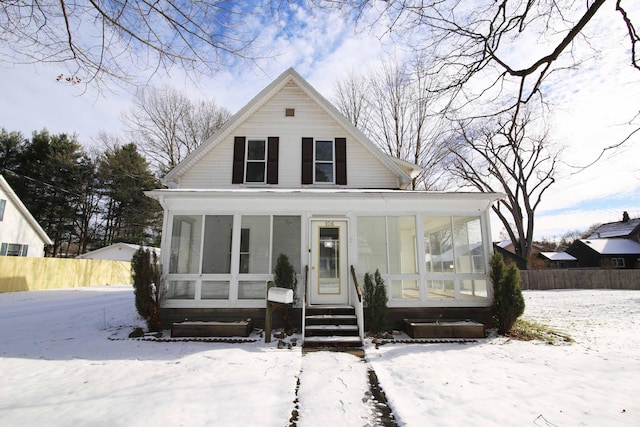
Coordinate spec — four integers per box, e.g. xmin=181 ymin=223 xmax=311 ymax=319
xmin=146 ymin=188 xmax=504 ymax=215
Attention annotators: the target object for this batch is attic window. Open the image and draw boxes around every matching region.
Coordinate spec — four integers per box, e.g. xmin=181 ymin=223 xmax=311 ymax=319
xmin=285 ymin=108 xmax=295 ymax=117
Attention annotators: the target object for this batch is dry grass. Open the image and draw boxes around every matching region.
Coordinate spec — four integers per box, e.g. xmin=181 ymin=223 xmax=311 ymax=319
xmin=506 ymin=318 xmax=574 ymax=345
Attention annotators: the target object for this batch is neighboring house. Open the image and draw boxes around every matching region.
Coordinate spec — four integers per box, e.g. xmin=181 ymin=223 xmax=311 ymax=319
xmin=0 ymin=175 xmax=53 ymax=257
xmin=146 ymin=68 xmax=503 ymax=341
xmin=567 ymin=239 xmax=640 ymax=269
xmin=494 ymin=239 xmax=549 ymax=270
xmin=77 ymin=243 xmax=160 ymax=262
xmin=537 ymin=252 xmax=578 ymax=269
xmin=565 ymin=211 xmax=640 ymax=269
xmin=493 ymin=242 xmax=528 ymax=270
xmin=587 ymin=211 xmax=640 ymax=243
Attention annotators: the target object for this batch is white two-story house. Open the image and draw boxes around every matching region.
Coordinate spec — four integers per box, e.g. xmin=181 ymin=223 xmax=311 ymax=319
xmin=147 ymin=68 xmax=502 ymax=343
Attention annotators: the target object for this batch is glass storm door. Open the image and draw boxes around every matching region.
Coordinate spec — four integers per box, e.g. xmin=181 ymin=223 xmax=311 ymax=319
xmin=310 ymin=220 xmax=349 ymax=305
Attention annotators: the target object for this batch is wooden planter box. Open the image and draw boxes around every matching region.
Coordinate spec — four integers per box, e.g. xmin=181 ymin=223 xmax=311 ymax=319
xmin=171 ymin=319 xmax=253 ymax=338
xmin=404 ymin=319 xmax=485 ymax=339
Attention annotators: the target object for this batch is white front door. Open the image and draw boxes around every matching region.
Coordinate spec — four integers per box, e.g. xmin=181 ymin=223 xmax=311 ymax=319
xmin=309 ymin=220 xmax=349 ymax=305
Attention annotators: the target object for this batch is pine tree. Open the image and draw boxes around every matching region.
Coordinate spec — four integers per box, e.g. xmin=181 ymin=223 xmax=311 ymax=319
xmin=131 ymin=247 xmax=164 ymax=332
xmin=273 ymin=253 xmax=297 ymax=335
xmin=364 ymin=269 xmax=388 ymax=334
xmin=490 ymin=252 xmax=525 ymax=334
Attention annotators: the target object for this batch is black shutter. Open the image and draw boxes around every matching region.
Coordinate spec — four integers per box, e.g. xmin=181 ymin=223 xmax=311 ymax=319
xmin=335 ymin=137 xmax=347 ymax=185
xmin=267 ymin=137 xmax=279 ymax=184
xmin=301 ymin=137 xmax=314 ymax=184
xmin=232 ymin=136 xmax=246 ymax=184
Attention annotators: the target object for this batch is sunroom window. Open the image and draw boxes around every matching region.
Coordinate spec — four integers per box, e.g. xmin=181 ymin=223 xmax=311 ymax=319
xmin=166 ymin=214 xmax=301 ymax=302
xmin=357 ymin=216 xmax=420 ymax=300
xmin=424 ymin=216 xmax=487 ymax=300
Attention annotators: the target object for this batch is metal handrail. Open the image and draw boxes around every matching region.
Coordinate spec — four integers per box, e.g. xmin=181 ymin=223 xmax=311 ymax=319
xmin=301 ymin=265 xmax=308 ymax=341
xmin=350 ymin=265 xmax=365 ymax=341
xmin=350 ymin=265 xmax=362 ymax=303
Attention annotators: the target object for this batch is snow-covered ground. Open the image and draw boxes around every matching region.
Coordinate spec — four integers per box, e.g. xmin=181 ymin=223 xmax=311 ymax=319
xmin=1 ymin=286 xmax=639 ymax=426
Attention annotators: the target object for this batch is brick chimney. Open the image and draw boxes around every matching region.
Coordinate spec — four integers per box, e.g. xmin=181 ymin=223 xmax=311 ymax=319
xmin=623 ymin=211 xmax=630 ymax=222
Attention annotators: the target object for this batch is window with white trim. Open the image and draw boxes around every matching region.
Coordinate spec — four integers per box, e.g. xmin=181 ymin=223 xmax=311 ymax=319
xmin=0 ymin=199 xmax=6 ymax=221
xmin=245 ymin=139 xmax=267 ymax=183
xmin=0 ymin=243 xmax=28 ymax=257
xmin=314 ymin=140 xmax=334 ymax=183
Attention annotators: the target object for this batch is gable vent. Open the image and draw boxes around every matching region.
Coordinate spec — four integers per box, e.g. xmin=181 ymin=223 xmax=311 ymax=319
xmin=285 ymin=108 xmax=295 ymax=117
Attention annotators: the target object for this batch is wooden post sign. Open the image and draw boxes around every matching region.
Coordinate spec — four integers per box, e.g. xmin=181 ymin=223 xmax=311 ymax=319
xmin=264 ymin=281 xmax=294 ymax=343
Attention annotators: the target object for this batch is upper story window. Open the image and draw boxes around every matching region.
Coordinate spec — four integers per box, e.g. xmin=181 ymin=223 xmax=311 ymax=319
xmin=246 ymin=139 xmax=267 ymax=183
xmin=232 ymin=136 xmax=279 ymax=185
xmin=302 ymin=137 xmax=347 ymax=185
xmin=0 ymin=199 xmax=6 ymax=221
xmin=314 ymin=140 xmax=334 ymax=183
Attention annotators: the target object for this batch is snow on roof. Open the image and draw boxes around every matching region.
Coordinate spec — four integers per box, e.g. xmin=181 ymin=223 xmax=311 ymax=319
xmin=579 ymin=239 xmax=640 ymax=255
xmin=539 ymin=252 xmax=577 ymax=261
xmin=588 ymin=218 xmax=640 ymax=239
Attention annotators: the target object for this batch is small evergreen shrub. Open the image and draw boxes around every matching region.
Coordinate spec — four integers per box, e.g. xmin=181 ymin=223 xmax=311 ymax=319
xmin=273 ymin=253 xmax=298 ymax=303
xmin=273 ymin=253 xmax=298 ymax=335
xmin=364 ymin=269 xmax=388 ymax=334
xmin=131 ymin=247 xmax=164 ymax=332
xmin=490 ymin=252 xmax=525 ymax=334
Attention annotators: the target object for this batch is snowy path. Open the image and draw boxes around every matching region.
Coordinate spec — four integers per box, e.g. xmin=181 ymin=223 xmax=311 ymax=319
xmin=295 ymin=351 xmax=379 ymax=426
xmin=296 ymin=351 xmax=395 ymax=427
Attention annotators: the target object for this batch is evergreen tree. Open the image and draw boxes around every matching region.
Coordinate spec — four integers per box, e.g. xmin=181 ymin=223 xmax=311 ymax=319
xmin=273 ymin=253 xmax=298 ymax=335
xmin=490 ymin=252 xmax=526 ymax=334
xmin=131 ymin=247 xmax=163 ymax=332
xmin=364 ymin=269 xmax=388 ymax=334
xmin=8 ymin=129 xmax=86 ymax=256
xmin=98 ymin=143 xmax=162 ymax=246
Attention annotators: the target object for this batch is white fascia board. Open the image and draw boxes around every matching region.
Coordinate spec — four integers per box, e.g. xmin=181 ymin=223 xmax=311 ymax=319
xmin=146 ymin=189 xmax=504 ymax=214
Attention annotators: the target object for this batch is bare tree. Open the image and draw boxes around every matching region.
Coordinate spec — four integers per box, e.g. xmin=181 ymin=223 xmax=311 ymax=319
xmin=124 ymin=86 xmax=231 ymax=175
xmin=333 ymin=70 xmax=371 ymax=130
xmin=322 ymin=1 xmax=639 ymax=125
xmin=0 ymin=1 xmax=267 ymax=87
xmin=333 ymin=57 xmax=457 ymax=190
xmin=448 ymin=109 xmax=562 ymax=265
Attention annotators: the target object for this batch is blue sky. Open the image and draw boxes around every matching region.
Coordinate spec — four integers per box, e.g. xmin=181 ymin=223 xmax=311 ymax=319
xmin=1 ymin=2 xmax=639 ymax=241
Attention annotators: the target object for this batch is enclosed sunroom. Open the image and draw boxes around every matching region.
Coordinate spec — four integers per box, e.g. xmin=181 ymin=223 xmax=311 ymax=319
xmin=148 ymin=189 xmax=501 ymax=333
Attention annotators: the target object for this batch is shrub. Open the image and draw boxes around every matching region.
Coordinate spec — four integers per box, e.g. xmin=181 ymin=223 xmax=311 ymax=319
xmin=490 ymin=252 xmax=525 ymax=334
xmin=131 ymin=247 xmax=164 ymax=332
xmin=273 ymin=253 xmax=298 ymax=303
xmin=364 ymin=269 xmax=388 ymax=334
xmin=273 ymin=253 xmax=298 ymax=335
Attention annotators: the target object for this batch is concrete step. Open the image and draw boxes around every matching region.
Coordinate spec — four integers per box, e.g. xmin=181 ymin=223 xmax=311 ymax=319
xmin=304 ymin=305 xmax=361 ymax=349
xmin=303 ymin=335 xmax=363 ymax=348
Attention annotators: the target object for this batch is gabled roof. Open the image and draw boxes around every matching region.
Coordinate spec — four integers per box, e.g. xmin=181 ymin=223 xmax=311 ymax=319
xmin=163 ymin=68 xmax=415 ymax=188
xmin=0 ymin=174 xmax=53 ymax=245
xmin=578 ymin=239 xmax=640 ymax=255
xmin=77 ymin=243 xmax=160 ymax=259
xmin=539 ymin=252 xmax=577 ymax=261
xmin=588 ymin=218 xmax=640 ymax=239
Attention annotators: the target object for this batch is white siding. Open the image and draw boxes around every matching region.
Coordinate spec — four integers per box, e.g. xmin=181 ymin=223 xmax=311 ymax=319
xmin=179 ymin=81 xmax=399 ymax=189
xmin=0 ymin=186 xmax=47 ymax=257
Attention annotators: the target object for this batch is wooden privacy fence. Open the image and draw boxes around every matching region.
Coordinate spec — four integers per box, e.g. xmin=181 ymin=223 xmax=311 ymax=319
xmin=0 ymin=257 xmax=133 ymax=293
xmin=520 ymin=269 xmax=640 ymax=291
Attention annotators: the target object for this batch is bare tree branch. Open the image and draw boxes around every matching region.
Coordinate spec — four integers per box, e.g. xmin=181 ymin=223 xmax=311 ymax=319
xmin=0 ymin=0 xmax=269 ymax=88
